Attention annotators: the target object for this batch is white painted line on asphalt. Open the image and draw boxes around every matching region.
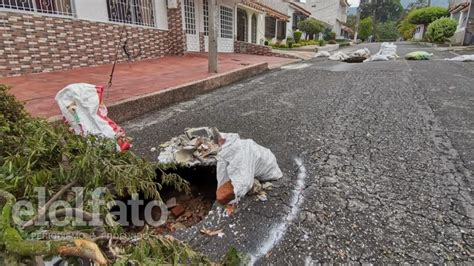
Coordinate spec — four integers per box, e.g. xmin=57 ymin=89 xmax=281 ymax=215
xmin=249 ymin=157 xmax=307 ymax=265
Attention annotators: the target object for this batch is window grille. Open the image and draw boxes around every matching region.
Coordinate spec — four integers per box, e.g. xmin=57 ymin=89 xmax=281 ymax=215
xmin=183 ymin=0 xmax=196 ymax=34
xmin=251 ymin=14 xmax=257 ymax=43
xmin=0 ymin=0 xmax=74 ymax=16
xmin=265 ymin=16 xmax=276 ymax=38
xmin=203 ymin=0 xmax=208 ymax=36
xmin=220 ymin=5 xmax=233 ymax=39
xmin=107 ymin=0 xmax=155 ymax=27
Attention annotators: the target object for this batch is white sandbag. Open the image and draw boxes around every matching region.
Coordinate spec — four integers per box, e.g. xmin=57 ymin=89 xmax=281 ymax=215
xmin=445 ymin=55 xmax=474 ymax=62
xmin=55 ymin=83 xmax=130 ymax=151
xmin=364 ymin=54 xmax=390 ymax=62
xmin=216 ymin=133 xmax=283 ymax=202
xmin=314 ymin=51 xmax=331 ymax=58
xmin=350 ymin=48 xmax=370 ymax=58
xmin=328 ymin=51 xmax=349 ymax=61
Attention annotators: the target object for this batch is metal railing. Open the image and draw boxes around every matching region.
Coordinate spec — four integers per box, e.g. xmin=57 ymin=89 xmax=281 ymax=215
xmin=107 ymin=0 xmax=155 ymax=27
xmin=0 ymin=0 xmax=75 ymax=16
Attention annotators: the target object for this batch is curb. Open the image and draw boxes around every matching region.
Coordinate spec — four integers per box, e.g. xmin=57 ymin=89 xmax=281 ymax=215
xmin=50 ymin=62 xmax=269 ymax=124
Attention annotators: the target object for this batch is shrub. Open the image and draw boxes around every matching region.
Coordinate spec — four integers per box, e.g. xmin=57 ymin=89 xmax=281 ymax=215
xmin=264 ymin=40 xmax=269 ymax=45
xmin=287 ymin=41 xmax=294 ymax=48
xmin=329 ymin=31 xmax=336 ymax=40
xmin=293 ymin=43 xmax=301 ymax=48
xmin=398 ymin=17 xmax=416 ymax=40
xmin=318 ymin=39 xmax=326 ymax=46
xmin=426 ymin=17 xmax=457 ymax=43
xmin=408 ymin=6 xmax=449 ymax=26
xmin=293 ymin=30 xmax=303 ymax=43
xmin=328 ymin=39 xmax=337 ymax=44
xmin=377 ymin=20 xmax=400 ymax=41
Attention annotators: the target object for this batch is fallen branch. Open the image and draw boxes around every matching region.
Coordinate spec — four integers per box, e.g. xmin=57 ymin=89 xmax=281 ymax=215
xmin=22 ymin=180 xmax=77 ymax=229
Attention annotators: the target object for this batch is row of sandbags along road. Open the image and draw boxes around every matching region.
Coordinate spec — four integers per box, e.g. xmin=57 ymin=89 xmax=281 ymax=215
xmin=314 ymin=42 xmax=474 ymax=63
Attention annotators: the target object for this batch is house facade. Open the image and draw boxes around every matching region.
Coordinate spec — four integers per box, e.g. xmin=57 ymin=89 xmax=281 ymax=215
xmin=261 ymin=0 xmax=311 ymax=41
xmin=449 ymin=0 xmax=473 ymax=45
xmin=0 ymin=0 xmax=293 ymax=78
xmin=305 ymin=0 xmax=350 ymax=38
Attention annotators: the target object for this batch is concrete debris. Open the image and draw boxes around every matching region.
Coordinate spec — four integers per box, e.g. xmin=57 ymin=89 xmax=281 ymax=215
xmin=157 ymin=127 xmax=220 ymax=166
xmin=200 ymin=227 xmax=224 ymax=237
xmin=257 ymin=192 xmax=268 ymax=202
xmin=166 ymin=197 xmax=177 ymax=209
xmin=445 ymin=54 xmax=474 ymax=62
xmin=328 ymin=51 xmax=350 ymax=61
xmin=328 ymin=48 xmax=370 ymax=62
xmin=350 ymin=48 xmax=371 ymax=58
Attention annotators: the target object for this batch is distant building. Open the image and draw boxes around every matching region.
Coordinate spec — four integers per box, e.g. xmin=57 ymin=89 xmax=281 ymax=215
xmin=305 ymin=0 xmax=350 ymax=38
xmin=449 ymin=0 xmax=473 ymax=45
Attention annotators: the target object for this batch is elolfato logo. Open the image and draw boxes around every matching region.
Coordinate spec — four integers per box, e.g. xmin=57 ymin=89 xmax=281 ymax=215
xmin=12 ymin=187 xmax=169 ymax=228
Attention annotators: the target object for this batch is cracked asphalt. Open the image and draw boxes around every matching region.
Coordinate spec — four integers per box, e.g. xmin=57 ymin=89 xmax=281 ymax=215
xmin=123 ymin=42 xmax=474 ymax=264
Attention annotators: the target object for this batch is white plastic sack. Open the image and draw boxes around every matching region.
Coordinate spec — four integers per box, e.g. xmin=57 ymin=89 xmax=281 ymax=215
xmin=350 ymin=48 xmax=370 ymax=58
xmin=314 ymin=51 xmax=331 ymax=58
xmin=445 ymin=55 xmax=474 ymax=62
xmin=328 ymin=51 xmax=349 ymax=61
xmin=216 ymin=133 xmax=283 ymax=202
xmin=55 ymin=83 xmax=130 ymax=151
xmin=366 ymin=42 xmax=398 ymax=62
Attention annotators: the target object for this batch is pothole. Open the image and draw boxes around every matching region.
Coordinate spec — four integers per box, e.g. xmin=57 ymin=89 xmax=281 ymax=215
xmin=111 ymin=164 xmax=217 ymax=233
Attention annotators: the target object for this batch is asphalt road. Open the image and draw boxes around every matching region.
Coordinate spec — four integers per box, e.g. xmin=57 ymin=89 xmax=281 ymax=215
xmin=123 ymin=43 xmax=474 ymax=264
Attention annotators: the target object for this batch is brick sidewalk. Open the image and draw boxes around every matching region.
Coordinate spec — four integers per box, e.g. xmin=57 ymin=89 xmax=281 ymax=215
xmin=2 ymin=53 xmax=298 ymax=118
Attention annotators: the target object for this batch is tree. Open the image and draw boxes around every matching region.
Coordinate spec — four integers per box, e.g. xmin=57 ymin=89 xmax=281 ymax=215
xmin=426 ymin=17 xmax=457 ymax=43
xmin=398 ymin=17 xmax=416 ymax=40
xmin=406 ymin=0 xmax=428 ymax=11
xmin=408 ymin=6 xmax=449 ymax=26
xmin=359 ymin=0 xmax=404 ymax=41
xmin=377 ymin=21 xmax=400 ymax=41
xmin=359 ymin=17 xmax=373 ymax=41
xmin=298 ymin=18 xmax=325 ymax=40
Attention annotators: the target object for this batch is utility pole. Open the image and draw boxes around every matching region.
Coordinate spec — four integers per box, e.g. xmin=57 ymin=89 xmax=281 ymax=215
xmin=208 ymin=0 xmax=218 ymax=73
xmin=354 ymin=7 xmax=361 ymax=42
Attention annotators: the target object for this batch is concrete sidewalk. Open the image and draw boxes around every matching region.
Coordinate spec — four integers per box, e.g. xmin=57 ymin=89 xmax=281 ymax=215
xmin=2 ymin=53 xmax=298 ymax=120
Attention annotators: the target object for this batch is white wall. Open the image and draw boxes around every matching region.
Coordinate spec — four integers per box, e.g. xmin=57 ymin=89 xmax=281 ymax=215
xmin=74 ymin=0 xmax=169 ymax=30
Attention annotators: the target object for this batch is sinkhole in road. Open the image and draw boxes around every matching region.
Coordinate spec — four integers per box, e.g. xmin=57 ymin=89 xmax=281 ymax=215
xmin=111 ymin=164 xmax=217 ymax=233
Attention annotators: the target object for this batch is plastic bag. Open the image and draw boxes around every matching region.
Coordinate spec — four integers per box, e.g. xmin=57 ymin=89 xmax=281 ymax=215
xmin=216 ymin=133 xmax=283 ymax=202
xmin=55 ymin=83 xmax=131 ymax=151
xmin=445 ymin=55 xmax=474 ymax=62
xmin=350 ymin=48 xmax=370 ymax=58
xmin=328 ymin=51 xmax=349 ymax=61
xmin=405 ymin=51 xmax=433 ymax=60
xmin=314 ymin=51 xmax=331 ymax=58
xmin=365 ymin=42 xmax=398 ymax=62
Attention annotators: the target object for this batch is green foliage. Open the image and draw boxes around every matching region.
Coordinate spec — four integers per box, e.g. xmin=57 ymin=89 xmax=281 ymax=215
xmin=406 ymin=0 xmax=428 ymax=11
xmin=426 ymin=17 xmax=458 ymax=43
xmin=318 ymin=39 xmax=326 ymax=46
xmin=221 ymin=247 xmax=247 ymax=266
xmin=408 ymin=6 xmax=449 ymax=25
xmin=264 ymin=40 xmax=269 ymax=46
xmin=298 ymin=18 xmax=325 ymax=39
xmin=293 ymin=30 xmax=302 ymax=43
xmin=359 ymin=17 xmax=373 ymax=41
xmin=360 ymin=0 xmax=404 ymax=23
xmin=398 ymin=17 xmax=416 ymax=40
xmin=292 ymin=43 xmax=301 ymax=48
xmin=376 ymin=20 xmax=400 ymax=41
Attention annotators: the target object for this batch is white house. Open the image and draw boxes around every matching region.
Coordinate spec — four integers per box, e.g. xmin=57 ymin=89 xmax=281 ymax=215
xmin=449 ymin=0 xmax=473 ymax=45
xmin=261 ymin=0 xmax=311 ymax=41
xmin=305 ymin=0 xmax=350 ymax=38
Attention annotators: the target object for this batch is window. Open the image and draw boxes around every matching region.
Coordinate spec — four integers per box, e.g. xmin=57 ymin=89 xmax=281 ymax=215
xmin=203 ymin=0 xmax=208 ymax=36
xmin=107 ymin=0 xmax=155 ymax=27
xmin=220 ymin=5 xmax=233 ymax=39
xmin=0 ymin=0 xmax=74 ymax=16
xmin=251 ymin=14 xmax=257 ymax=43
xmin=460 ymin=10 xmax=468 ymax=29
xmin=265 ymin=16 xmax=276 ymax=38
xmin=237 ymin=8 xmax=247 ymax=42
xmin=277 ymin=20 xmax=286 ymax=40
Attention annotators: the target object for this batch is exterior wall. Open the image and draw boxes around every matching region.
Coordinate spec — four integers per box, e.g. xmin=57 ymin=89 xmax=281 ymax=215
xmin=0 ymin=2 xmax=184 ymax=77
xmin=306 ymin=0 xmax=348 ymax=38
xmin=413 ymin=24 xmax=425 ymax=40
xmin=450 ymin=1 xmax=473 ymax=45
xmin=234 ymin=40 xmax=298 ymax=58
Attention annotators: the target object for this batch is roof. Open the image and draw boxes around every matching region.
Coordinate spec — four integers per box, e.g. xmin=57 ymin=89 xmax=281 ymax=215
xmin=289 ymin=2 xmax=312 ymax=17
xmin=241 ymin=1 xmax=290 ymax=21
xmin=448 ymin=1 xmax=470 ymax=12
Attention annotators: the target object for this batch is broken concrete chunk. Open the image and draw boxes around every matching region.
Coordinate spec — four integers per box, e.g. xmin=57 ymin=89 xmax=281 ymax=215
xmin=166 ymin=197 xmax=177 ymax=209
xmin=185 ymin=127 xmax=214 ymax=140
xmin=170 ymin=204 xmax=185 ymax=218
